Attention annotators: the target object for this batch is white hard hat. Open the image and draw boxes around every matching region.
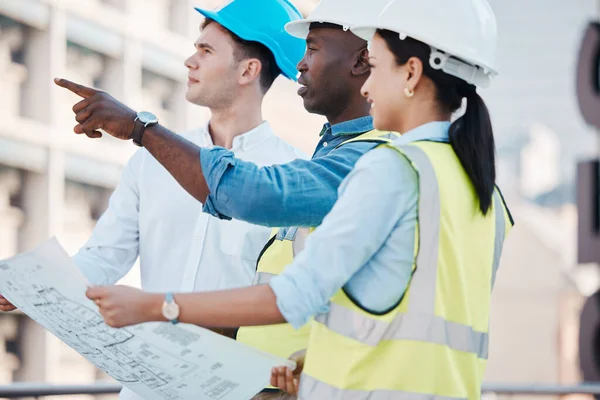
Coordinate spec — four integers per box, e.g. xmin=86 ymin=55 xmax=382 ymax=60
xmin=285 ymin=0 xmax=392 ymax=39
xmin=351 ymin=0 xmax=498 ymax=88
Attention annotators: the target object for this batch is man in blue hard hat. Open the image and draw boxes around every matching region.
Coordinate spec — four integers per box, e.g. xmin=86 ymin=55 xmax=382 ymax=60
xmin=0 ymin=1 xmax=306 ymax=398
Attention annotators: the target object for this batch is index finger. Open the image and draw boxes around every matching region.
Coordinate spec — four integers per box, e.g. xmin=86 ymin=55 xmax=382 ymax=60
xmin=54 ymin=78 xmax=97 ymax=99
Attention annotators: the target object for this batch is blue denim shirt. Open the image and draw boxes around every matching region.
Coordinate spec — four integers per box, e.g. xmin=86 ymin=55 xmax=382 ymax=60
xmin=199 ymin=116 xmax=379 ymax=227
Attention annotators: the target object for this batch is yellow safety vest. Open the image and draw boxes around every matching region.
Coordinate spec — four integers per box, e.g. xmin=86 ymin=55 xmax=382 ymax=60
xmin=298 ymin=141 xmax=513 ymax=400
xmin=236 ymin=129 xmax=399 ymax=362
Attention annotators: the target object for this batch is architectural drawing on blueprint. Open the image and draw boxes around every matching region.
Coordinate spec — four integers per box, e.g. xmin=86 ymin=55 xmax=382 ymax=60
xmin=0 ymin=239 xmax=293 ymax=400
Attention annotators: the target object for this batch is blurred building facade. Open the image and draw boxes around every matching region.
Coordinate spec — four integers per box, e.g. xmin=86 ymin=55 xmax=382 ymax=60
xmin=0 ymin=0 xmax=599 ymax=398
xmin=0 ymin=0 xmax=322 ymax=394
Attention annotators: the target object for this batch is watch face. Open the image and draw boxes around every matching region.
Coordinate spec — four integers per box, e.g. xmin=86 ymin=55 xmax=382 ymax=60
xmin=137 ymin=111 xmax=158 ymax=124
xmin=162 ymin=302 xmax=180 ymax=321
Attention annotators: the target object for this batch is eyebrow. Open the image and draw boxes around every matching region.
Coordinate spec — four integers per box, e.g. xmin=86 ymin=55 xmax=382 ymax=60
xmin=195 ymin=42 xmax=216 ymax=52
xmin=306 ymin=37 xmax=318 ymax=46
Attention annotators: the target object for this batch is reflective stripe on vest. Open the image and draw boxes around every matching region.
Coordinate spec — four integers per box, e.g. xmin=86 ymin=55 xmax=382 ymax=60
xmin=300 ymin=374 xmax=468 ymax=400
xmin=491 ymin=191 xmax=506 ymax=289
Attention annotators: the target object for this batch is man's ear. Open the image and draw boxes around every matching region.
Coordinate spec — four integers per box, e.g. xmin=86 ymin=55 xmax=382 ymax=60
xmin=239 ymin=58 xmax=262 ymax=87
xmin=351 ymin=47 xmax=370 ymax=77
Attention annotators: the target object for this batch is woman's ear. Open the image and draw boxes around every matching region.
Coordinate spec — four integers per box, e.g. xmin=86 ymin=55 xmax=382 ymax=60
xmin=404 ymin=56 xmax=424 ymax=91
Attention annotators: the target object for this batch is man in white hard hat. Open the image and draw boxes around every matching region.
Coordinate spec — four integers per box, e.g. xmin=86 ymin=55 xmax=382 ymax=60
xmin=55 ymin=1 xmax=393 ymax=398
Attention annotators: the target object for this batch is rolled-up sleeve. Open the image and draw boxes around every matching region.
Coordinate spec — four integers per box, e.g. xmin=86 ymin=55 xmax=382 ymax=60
xmin=269 ymin=147 xmax=418 ymax=328
xmin=199 ymin=141 xmax=379 ymax=228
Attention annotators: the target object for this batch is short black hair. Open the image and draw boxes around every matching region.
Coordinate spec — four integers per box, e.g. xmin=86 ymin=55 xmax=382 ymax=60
xmin=202 ymin=19 xmax=281 ymax=92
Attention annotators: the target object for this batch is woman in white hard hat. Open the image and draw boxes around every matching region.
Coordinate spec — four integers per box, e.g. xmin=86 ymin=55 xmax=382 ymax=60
xmin=87 ymin=0 xmax=513 ymax=398
xmin=270 ymin=0 xmax=514 ymax=396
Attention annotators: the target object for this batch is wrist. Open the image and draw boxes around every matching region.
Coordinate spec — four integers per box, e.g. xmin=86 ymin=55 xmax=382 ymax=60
xmin=132 ymin=111 xmax=159 ymax=147
xmin=127 ymin=111 xmax=137 ymax=140
xmin=144 ymin=293 xmax=166 ymax=322
xmin=140 ymin=123 xmax=157 ymax=147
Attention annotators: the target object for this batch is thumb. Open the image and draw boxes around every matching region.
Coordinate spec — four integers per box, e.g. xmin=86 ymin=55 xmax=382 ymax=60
xmin=289 ymin=349 xmax=306 ymax=374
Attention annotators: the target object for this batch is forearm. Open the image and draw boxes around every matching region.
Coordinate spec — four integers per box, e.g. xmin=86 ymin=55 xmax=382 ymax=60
xmin=142 ymin=124 xmax=210 ymax=203
xmin=145 ymin=285 xmax=285 ymax=328
xmin=201 ymin=141 xmax=379 ymax=226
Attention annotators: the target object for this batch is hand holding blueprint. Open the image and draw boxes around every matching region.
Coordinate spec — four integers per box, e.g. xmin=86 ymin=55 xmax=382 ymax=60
xmin=0 ymin=238 xmax=294 ymax=400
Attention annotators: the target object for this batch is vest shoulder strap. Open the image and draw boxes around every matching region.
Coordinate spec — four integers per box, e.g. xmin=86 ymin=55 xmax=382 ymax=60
xmin=333 ymin=130 xmax=399 ymax=150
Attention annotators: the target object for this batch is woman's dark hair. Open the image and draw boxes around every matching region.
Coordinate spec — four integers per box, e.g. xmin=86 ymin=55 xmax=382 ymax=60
xmin=378 ymin=29 xmax=495 ymax=215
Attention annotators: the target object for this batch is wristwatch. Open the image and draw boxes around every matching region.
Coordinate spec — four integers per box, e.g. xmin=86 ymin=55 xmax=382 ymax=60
xmin=161 ymin=293 xmax=180 ymax=324
xmin=132 ymin=111 xmax=159 ymax=147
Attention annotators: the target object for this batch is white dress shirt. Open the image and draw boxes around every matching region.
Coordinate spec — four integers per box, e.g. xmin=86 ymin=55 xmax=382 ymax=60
xmin=74 ymin=121 xmax=305 ymax=293
xmin=73 ymin=121 xmax=305 ymax=400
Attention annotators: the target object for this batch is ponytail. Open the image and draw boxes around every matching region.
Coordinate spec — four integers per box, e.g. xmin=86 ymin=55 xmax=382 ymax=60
xmin=378 ymin=29 xmax=496 ymax=215
xmin=449 ymin=85 xmax=495 ymax=215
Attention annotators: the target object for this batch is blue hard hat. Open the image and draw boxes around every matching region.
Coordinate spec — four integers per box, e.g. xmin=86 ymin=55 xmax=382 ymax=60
xmin=195 ymin=0 xmax=306 ymax=81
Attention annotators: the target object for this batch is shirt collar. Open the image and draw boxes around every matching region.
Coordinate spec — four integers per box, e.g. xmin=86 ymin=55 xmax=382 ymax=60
xmin=202 ymin=121 xmax=275 ymax=151
xmin=320 ymin=116 xmax=374 ymax=137
xmin=392 ymin=121 xmax=451 ymax=146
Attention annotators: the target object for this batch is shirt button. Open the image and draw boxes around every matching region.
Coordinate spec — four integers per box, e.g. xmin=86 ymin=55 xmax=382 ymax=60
xmin=323 ymin=142 xmax=328 ymax=147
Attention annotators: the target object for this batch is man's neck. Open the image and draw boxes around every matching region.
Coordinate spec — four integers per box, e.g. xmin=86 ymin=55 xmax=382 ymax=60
xmin=326 ymin=97 xmax=371 ymax=126
xmin=208 ymin=98 xmax=263 ymax=149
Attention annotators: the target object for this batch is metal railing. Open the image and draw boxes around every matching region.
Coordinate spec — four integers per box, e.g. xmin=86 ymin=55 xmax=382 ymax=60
xmin=0 ymin=383 xmax=121 ymax=398
xmin=482 ymin=383 xmax=600 ymax=395
xmin=1 ymin=382 xmax=600 ymax=398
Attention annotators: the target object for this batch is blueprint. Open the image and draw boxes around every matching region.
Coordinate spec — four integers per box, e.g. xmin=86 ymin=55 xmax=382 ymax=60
xmin=0 ymin=238 xmax=294 ymax=400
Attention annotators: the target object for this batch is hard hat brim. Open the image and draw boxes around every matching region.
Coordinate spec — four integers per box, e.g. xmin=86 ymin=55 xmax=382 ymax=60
xmin=195 ymin=7 xmax=221 ymax=28
xmin=350 ymin=26 xmax=377 ymax=42
xmin=285 ymin=18 xmax=367 ymax=40
xmin=284 ymin=19 xmax=311 ymax=38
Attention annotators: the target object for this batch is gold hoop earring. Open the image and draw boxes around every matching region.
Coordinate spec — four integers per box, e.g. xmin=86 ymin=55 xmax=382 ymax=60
xmin=404 ymin=87 xmax=414 ymax=98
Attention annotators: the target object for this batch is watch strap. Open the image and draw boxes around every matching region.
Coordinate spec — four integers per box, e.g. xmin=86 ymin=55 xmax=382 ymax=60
xmin=165 ymin=292 xmax=179 ymax=325
xmin=132 ymin=118 xmax=145 ymax=147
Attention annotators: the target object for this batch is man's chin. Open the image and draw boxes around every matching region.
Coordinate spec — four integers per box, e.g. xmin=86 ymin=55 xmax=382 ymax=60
xmin=185 ymin=93 xmax=206 ymax=107
xmin=302 ymin=98 xmax=325 ymax=116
